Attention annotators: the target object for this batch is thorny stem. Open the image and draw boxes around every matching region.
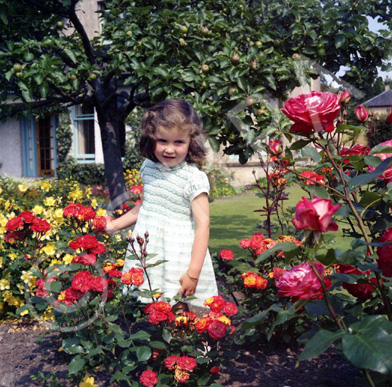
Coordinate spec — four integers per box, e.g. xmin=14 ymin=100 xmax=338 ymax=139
xmin=308 ymin=262 xmax=346 ymax=332
xmin=322 ymin=144 xmax=392 ymax=322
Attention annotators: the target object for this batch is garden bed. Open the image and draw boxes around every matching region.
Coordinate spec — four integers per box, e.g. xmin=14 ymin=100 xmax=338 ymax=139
xmin=0 ymin=319 xmax=367 ymax=387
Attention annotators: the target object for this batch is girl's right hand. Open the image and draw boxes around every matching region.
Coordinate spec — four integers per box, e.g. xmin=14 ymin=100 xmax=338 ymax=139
xmin=104 ymin=216 xmax=117 ymax=235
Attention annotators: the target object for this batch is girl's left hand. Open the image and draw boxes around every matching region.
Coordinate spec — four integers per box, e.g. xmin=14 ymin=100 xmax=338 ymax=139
xmin=178 ymin=273 xmax=198 ymax=297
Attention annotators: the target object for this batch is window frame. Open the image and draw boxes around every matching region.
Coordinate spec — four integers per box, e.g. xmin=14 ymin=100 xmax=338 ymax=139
xmin=72 ymin=105 xmax=96 ymax=163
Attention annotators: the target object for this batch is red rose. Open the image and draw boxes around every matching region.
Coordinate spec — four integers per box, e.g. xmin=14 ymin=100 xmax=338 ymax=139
xmin=71 ymin=271 xmax=94 ymax=293
xmin=78 ymin=206 xmax=96 ymax=221
xmin=195 ymin=317 xmax=211 ymax=333
xmin=63 ymin=203 xmax=83 ymax=218
xmin=155 ymin=301 xmax=172 ymax=314
xmin=91 ymin=216 xmax=107 ymax=231
xmin=207 ymin=295 xmax=226 ymax=313
xmin=292 ymin=196 xmax=340 ymax=232
xmin=239 ymin=238 xmax=251 ymax=249
xmin=6 ymin=216 xmax=24 ymax=232
xmin=122 ymin=267 xmax=145 ymax=286
xmin=59 ymin=287 xmax=84 ymax=305
xmin=30 ymin=218 xmax=51 ymax=233
xmin=164 ymin=355 xmax=179 ymax=371
xmin=249 ymin=233 xmax=265 ymax=250
xmin=223 ymin=302 xmax=238 ymax=316
xmin=90 ymin=276 xmax=107 ymax=292
xmin=337 ymin=264 xmax=374 ymax=300
xmin=281 ymin=91 xmax=341 ymax=133
xmin=219 ymin=249 xmax=234 ymax=261
xmin=210 ymin=366 xmax=220 ymax=374
xmin=377 ymin=227 xmax=392 ymax=277
xmin=207 ymin=320 xmax=227 ymax=340
xmin=19 ymin=211 xmax=36 ymax=224
xmin=276 ymin=262 xmax=329 ymax=300
xmin=177 ymin=356 xmax=197 ymax=372
xmin=149 ymin=310 xmax=169 ymax=324
xmin=72 ymin=254 xmax=97 ymax=265
xmin=108 ymin=269 xmax=122 ymax=278
xmin=354 ymin=105 xmax=368 ymax=122
xmin=139 ymin=370 xmax=158 ymax=387
xmin=341 ymin=144 xmax=370 ymax=165
xmin=4 ymin=231 xmax=24 ymax=243
xmin=300 ymin=171 xmax=325 ymax=185
xmin=143 ymin=303 xmax=156 ymax=314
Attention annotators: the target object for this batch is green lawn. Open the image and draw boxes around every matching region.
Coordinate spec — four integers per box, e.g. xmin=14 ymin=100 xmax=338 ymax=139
xmin=209 ymin=187 xmax=351 ymax=257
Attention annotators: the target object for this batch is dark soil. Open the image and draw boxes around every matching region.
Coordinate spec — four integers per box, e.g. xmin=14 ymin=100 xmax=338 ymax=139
xmin=0 ymin=319 xmax=370 ymax=387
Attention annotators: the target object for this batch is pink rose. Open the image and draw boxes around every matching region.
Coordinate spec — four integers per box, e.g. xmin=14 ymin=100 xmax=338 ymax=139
xmin=354 ymin=105 xmax=368 ymax=122
xmin=164 ymin=355 xmax=179 ymax=371
xmin=292 ymin=196 xmax=341 ymax=232
xmin=177 ymin=356 xmax=197 ymax=372
xmin=219 ymin=249 xmax=234 ymax=261
xmin=139 ymin=370 xmax=158 ymax=387
xmin=276 ymin=262 xmax=330 ymax=300
xmin=377 ymin=227 xmax=392 ymax=277
xmin=281 ymin=91 xmax=341 ymax=133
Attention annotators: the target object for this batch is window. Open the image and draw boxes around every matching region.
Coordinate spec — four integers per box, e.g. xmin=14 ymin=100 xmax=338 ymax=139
xmin=73 ymin=102 xmax=95 ymax=162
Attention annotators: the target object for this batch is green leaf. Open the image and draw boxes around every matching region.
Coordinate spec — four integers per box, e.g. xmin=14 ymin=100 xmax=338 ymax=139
xmin=23 ymin=52 xmax=34 ymax=61
xmin=68 ymin=355 xmax=86 ymax=374
xmin=255 ymin=242 xmax=300 ymax=264
xmin=150 ymin=341 xmax=166 ymax=349
xmin=64 ymin=49 xmax=77 ymax=64
xmin=364 ymin=155 xmax=382 ymax=168
xmin=308 ymin=186 xmax=329 ymax=199
xmin=298 ymin=329 xmax=344 ymax=361
xmin=369 ymin=144 xmax=392 ymax=156
xmin=343 ymin=317 xmax=392 ymax=374
xmin=162 ymin=328 xmax=172 ymax=343
xmin=0 ymin=13 xmax=8 ymax=25
xmin=208 ymin=136 xmax=220 ymax=152
xmin=290 ymin=139 xmax=312 ymax=150
xmin=359 ymin=191 xmax=381 ymax=208
xmin=130 ymin=330 xmax=151 ymax=341
xmin=349 ymin=157 xmax=392 ymax=186
xmin=301 ymin=146 xmax=321 ymax=162
xmin=335 ymin=34 xmax=345 ymax=49
xmin=136 ymin=346 xmax=151 ymax=362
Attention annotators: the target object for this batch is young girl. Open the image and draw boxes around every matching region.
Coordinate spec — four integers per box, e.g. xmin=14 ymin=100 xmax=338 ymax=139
xmin=106 ymin=99 xmax=218 ymax=308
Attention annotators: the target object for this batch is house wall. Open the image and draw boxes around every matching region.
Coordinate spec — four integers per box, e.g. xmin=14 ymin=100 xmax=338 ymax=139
xmin=0 ymin=118 xmax=23 ymax=177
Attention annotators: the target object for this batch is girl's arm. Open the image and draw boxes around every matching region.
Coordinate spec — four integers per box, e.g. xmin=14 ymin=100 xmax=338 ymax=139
xmin=178 ymin=192 xmax=210 ymax=297
xmin=105 ymin=194 xmax=143 ymax=234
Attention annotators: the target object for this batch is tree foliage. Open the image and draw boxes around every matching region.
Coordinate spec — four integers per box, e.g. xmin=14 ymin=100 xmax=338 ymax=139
xmin=0 ymin=0 xmax=391 ymax=199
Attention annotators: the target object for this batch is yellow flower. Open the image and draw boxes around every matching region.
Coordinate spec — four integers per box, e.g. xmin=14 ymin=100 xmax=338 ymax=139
xmin=53 ymin=208 xmax=64 ymax=221
xmin=0 ymin=279 xmax=10 ymax=291
xmin=91 ymin=198 xmax=98 ymax=208
xmin=49 ymin=259 xmax=63 ymax=266
xmin=8 ymin=253 xmax=17 ymax=261
xmin=44 ymin=197 xmax=56 ymax=207
xmin=42 ymin=307 xmax=54 ymax=321
xmin=85 ymin=187 xmax=92 ymax=198
xmin=32 ymin=205 xmax=44 ymax=215
xmin=40 ymin=181 xmax=52 ymax=192
xmin=21 ymin=271 xmax=36 ymax=288
xmin=79 ymin=376 xmax=98 ymax=387
xmin=218 ymin=316 xmax=231 ymax=326
xmin=96 ymin=208 xmax=107 ymax=216
xmin=63 ymin=254 xmax=74 ymax=265
xmin=115 ymin=234 xmax=122 ymax=242
xmin=18 ymin=184 xmax=28 ymax=192
xmin=20 ymin=309 xmax=29 ymax=316
xmin=68 ymin=188 xmax=83 ymax=201
xmin=41 ymin=243 xmax=56 ymax=256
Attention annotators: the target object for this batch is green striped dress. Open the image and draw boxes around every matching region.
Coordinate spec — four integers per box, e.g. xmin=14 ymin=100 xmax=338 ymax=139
xmin=123 ymin=159 xmax=218 ymax=307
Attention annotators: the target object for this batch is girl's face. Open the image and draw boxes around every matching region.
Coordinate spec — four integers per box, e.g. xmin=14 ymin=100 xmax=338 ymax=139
xmin=154 ymin=126 xmax=191 ymax=167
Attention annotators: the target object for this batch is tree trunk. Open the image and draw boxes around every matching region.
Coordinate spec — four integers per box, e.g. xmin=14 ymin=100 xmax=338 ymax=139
xmin=97 ymin=114 xmax=128 ymax=210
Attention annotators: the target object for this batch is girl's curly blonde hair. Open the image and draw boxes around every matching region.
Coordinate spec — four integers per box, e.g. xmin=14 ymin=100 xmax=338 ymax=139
xmin=139 ymin=99 xmax=207 ymax=165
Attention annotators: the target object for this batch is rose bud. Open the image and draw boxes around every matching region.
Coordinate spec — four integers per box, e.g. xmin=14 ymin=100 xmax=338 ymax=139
xmin=354 ymin=105 xmax=368 ymax=122
xmin=269 ymin=139 xmax=283 ymax=156
xmin=339 ymin=90 xmax=351 ymax=106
